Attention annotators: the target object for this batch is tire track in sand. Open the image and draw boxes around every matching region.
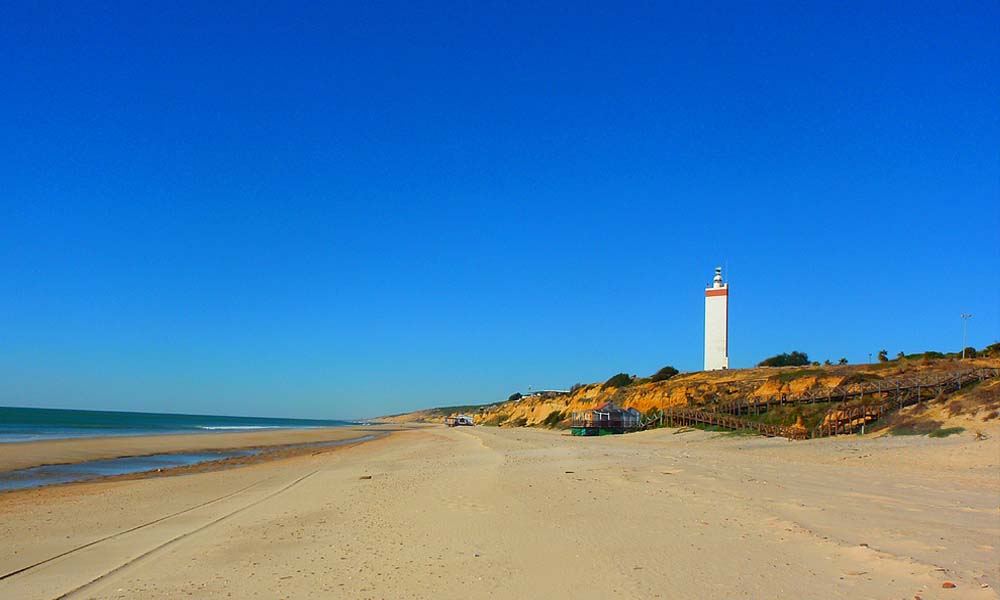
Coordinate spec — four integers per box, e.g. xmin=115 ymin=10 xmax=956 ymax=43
xmin=0 ymin=470 xmax=317 ymax=599
xmin=0 ymin=474 xmax=279 ymax=582
xmin=55 ymin=470 xmax=318 ymax=599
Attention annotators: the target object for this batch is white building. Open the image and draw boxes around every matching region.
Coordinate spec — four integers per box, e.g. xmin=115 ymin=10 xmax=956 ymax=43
xmin=704 ymin=266 xmax=729 ymax=370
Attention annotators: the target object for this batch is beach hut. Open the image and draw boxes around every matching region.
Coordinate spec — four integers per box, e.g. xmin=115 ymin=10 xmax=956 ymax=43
xmin=570 ymin=402 xmax=643 ymax=436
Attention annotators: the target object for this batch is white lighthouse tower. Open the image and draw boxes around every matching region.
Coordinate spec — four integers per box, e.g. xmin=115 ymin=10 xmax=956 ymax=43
xmin=704 ymin=266 xmax=729 ymax=370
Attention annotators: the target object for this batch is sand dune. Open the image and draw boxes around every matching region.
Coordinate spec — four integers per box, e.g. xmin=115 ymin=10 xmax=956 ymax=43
xmin=1 ymin=426 xmax=997 ymax=599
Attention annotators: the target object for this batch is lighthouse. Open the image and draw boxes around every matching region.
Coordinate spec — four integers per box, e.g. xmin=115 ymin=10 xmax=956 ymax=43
xmin=704 ymin=267 xmax=729 ymax=370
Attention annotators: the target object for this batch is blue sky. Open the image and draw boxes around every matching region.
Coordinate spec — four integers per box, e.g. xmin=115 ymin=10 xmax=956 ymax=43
xmin=1 ymin=2 xmax=997 ymax=419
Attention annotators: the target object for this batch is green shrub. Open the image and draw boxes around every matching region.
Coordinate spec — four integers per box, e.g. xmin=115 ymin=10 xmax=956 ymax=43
xmin=603 ymin=373 xmax=633 ymax=388
xmin=928 ymin=427 xmax=965 ymax=438
xmin=889 ymin=419 xmax=944 ymax=436
xmin=650 ymin=366 xmax=679 ymax=382
xmin=758 ymin=351 xmax=810 ymax=367
xmin=742 ymin=404 xmax=828 ymax=431
xmin=770 ymin=368 xmax=826 ymax=384
xmin=839 ymin=372 xmax=884 ymax=386
xmin=542 ymin=410 xmax=565 ymax=428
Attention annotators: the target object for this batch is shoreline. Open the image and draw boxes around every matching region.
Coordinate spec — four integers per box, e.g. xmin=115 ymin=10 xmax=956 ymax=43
xmin=0 ymin=431 xmax=391 ymax=494
xmin=0 ymin=424 xmax=407 ymax=474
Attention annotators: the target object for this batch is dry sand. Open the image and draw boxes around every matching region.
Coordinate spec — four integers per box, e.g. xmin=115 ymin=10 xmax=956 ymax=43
xmin=1 ymin=425 xmax=997 ymax=599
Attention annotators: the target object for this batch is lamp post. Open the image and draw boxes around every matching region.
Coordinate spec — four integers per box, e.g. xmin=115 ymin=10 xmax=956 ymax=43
xmin=868 ymin=352 xmax=872 ymax=364
xmin=961 ymin=313 xmax=972 ymax=359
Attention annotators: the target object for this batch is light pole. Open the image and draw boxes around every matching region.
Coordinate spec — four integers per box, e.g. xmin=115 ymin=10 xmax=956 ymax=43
xmin=961 ymin=313 xmax=972 ymax=359
xmin=868 ymin=352 xmax=872 ymax=364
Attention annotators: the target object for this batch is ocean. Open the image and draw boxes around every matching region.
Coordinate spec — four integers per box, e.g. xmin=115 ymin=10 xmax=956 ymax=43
xmin=0 ymin=406 xmax=354 ymax=443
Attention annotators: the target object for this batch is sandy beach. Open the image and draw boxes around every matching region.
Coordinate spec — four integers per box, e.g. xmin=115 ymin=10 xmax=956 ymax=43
xmin=1 ymin=425 xmax=997 ymax=599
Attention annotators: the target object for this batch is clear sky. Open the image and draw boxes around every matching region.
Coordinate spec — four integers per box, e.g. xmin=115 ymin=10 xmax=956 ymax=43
xmin=2 ymin=2 xmax=997 ymax=419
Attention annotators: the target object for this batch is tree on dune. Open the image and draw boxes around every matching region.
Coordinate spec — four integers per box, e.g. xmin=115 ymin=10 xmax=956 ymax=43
xmin=650 ymin=366 xmax=679 ymax=382
xmin=757 ymin=351 xmax=810 ymax=367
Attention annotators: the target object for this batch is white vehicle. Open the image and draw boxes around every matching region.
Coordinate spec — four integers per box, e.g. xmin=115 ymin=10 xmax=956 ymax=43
xmin=445 ymin=414 xmax=474 ymax=427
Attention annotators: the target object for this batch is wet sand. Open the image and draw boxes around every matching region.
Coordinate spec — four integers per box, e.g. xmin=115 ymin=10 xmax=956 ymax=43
xmin=1 ymin=425 xmax=997 ymax=599
xmin=0 ymin=425 xmax=403 ymax=473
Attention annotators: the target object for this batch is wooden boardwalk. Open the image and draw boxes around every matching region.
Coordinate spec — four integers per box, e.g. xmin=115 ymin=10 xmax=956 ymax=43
xmin=664 ymin=367 xmax=997 ymax=440
xmin=664 ymin=408 xmax=806 ymax=439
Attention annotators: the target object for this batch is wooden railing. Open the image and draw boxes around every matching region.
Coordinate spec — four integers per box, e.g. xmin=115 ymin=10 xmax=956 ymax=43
xmin=664 ymin=408 xmax=806 ymax=439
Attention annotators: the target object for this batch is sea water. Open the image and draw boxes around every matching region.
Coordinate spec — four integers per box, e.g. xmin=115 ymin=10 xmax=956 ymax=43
xmin=0 ymin=407 xmax=374 ymax=491
xmin=0 ymin=406 xmax=354 ymax=443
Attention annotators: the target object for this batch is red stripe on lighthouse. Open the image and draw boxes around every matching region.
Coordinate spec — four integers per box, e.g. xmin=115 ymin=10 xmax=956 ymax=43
xmin=705 ymin=288 xmax=728 ymax=297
